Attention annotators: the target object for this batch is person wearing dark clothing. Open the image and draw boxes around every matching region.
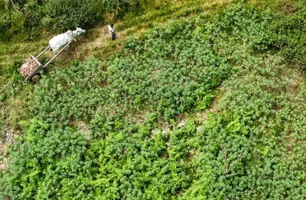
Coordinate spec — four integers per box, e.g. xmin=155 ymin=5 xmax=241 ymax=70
xmin=108 ymin=24 xmax=116 ymax=40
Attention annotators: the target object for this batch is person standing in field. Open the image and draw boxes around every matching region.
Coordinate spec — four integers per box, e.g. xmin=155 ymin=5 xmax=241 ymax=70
xmin=107 ymin=24 xmax=116 ymax=40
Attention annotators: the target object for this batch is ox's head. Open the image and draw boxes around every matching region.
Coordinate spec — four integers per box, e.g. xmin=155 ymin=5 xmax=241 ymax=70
xmin=74 ymin=27 xmax=86 ymax=36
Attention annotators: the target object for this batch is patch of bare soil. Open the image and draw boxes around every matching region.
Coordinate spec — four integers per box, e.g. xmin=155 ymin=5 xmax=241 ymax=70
xmin=0 ymin=127 xmax=18 ymax=170
xmin=277 ymin=0 xmax=297 ymax=15
xmin=197 ymin=85 xmax=224 ymax=123
xmin=70 ymin=121 xmax=92 ymax=141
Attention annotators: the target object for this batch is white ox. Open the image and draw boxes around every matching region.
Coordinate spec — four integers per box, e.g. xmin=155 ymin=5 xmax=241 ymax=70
xmin=49 ymin=27 xmax=85 ymax=53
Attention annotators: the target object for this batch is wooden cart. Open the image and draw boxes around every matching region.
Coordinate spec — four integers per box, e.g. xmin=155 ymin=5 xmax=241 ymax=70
xmin=19 ymin=41 xmax=71 ymax=82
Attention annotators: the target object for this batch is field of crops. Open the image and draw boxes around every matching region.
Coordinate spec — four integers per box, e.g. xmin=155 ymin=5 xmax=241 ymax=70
xmin=1 ymin=1 xmax=306 ymax=199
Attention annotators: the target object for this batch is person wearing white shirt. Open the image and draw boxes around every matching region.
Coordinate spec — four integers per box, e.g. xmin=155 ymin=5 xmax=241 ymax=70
xmin=107 ymin=24 xmax=116 ymax=40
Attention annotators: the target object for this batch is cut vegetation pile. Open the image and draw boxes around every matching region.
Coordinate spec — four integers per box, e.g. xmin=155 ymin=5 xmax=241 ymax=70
xmin=19 ymin=57 xmax=41 ymax=79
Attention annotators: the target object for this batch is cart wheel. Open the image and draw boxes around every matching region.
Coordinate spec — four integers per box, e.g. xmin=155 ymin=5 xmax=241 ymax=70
xmin=32 ymin=74 xmax=41 ymax=82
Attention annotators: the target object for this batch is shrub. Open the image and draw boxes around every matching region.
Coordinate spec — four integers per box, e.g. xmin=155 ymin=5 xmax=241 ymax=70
xmin=43 ymin=0 xmax=103 ymax=31
xmin=101 ymin=0 xmax=146 ymax=16
xmin=269 ymin=7 xmax=306 ymax=68
xmin=0 ymin=11 xmax=25 ymax=42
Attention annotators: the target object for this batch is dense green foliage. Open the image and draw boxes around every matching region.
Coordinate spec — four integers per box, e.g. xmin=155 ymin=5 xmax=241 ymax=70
xmin=184 ymin=54 xmax=306 ymax=199
xmin=1 ymin=2 xmax=306 ymax=200
xmin=269 ymin=5 xmax=306 ymax=68
xmin=42 ymin=0 xmax=102 ymax=31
